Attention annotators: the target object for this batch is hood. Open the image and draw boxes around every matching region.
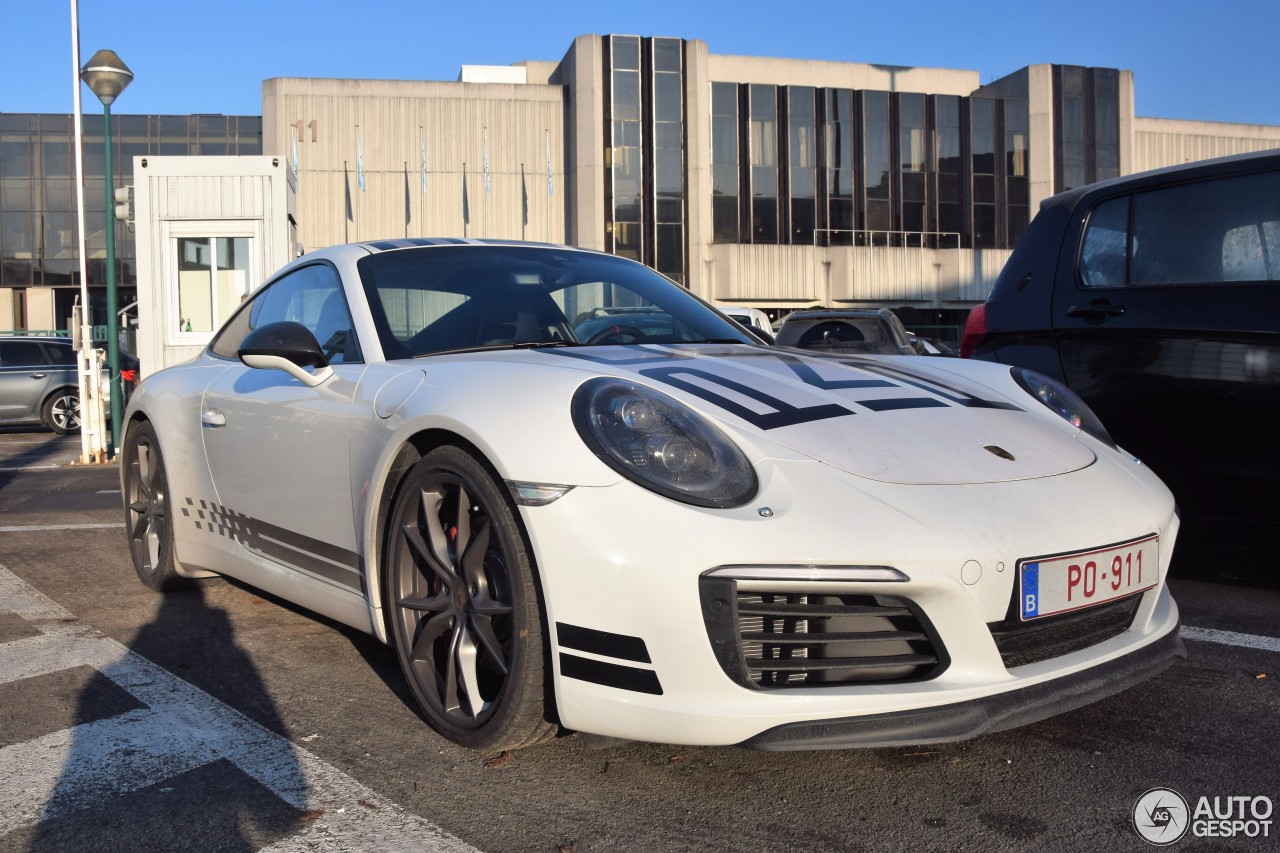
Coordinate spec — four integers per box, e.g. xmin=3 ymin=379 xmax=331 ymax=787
xmin=529 ymin=344 xmax=1095 ymax=486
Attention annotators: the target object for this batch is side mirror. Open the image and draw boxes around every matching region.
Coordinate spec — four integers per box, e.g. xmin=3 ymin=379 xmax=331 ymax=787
xmin=238 ymin=321 xmax=334 ymax=387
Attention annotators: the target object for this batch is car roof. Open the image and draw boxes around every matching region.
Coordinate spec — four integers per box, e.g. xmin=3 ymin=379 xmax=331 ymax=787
xmin=0 ymin=335 xmax=71 ymax=343
xmin=1041 ymin=148 xmax=1280 ymax=212
xmin=781 ymin=308 xmax=894 ymax=322
xmin=275 ymin=238 xmax=616 ymax=280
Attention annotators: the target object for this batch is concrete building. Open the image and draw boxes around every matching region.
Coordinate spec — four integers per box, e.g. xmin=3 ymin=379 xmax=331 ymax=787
xmin=5 ymin=33 xmax=1280 ymax=345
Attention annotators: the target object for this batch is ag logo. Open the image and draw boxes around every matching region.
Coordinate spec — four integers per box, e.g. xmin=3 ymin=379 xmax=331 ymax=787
xmin=1134 ymin=788 xmax=1190 ymax=845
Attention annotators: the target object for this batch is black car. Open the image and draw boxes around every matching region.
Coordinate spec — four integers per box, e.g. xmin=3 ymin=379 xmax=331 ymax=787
xmin=961 ymin=149 xmax=1280 ymax=569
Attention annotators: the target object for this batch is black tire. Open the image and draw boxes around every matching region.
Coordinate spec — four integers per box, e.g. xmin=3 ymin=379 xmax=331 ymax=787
xmin=122 ymin=421 xmax=189 ymax=592
xmin=385 ymin=445 xmax=555 ymax=751
xmin=42 ymin=390 xmax=81 ymax=435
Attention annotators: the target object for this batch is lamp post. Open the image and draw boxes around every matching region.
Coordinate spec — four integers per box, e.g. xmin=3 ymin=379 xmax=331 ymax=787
xmin=80 ymin=49 xmax=132 ymax=457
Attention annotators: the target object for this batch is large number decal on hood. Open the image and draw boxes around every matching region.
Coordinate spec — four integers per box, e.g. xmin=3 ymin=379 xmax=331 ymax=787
xmin=544 ymin=345 xmax=1020 ymax=430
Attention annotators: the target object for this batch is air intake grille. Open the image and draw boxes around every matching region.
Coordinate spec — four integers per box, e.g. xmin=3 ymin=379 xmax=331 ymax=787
xmin=700 ymin=577 xmax=948 ymax=689
xmin=989 ymin=593 xmax=1142 ymax=669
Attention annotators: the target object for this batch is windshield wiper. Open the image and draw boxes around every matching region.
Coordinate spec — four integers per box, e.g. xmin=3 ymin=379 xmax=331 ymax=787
xmin=680 ymin=338 xmax=755 ymax=345
xmin=512 ymin=340 xmax=580 ymax=349
xmin=412 ymin=340 xmax=581 ymax=358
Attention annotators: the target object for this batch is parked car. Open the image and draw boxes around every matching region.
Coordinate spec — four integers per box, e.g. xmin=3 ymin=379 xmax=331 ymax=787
xmin=776 ymin=308 xmax=918 ymax=355
xmin=121 ymin=239 xmax=1182 ymax=752
xmin=961 ymin=149 xmax=1280 ymax=568
xmin=716 ymin=304 xmax=775 ymax=343
xmin=0 ymin=335 xmax=138 ymax=434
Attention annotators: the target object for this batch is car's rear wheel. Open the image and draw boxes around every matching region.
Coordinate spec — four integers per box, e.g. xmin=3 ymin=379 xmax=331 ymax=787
xmin=42 ymin=390 xmax=80 ymax=435
xmin=122 ymin=421 xmax=188 ymax=592
xmin=385 ymin=445 xmax=554 ymax=751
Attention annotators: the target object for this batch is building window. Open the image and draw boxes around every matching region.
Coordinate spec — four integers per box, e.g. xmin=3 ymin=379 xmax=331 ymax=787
xmin=788 ymin=87 xmax=817 ymax=244
xmin=711 ymin=82 xmax=740 ymax=243
xmin=652 ymin=37 xmax=685 ymax=283
xmin=825 ymin=88 xmax=854 ymax=244
xmin=970 ymin=97 xmax=997 ymax=248
xmin=1004 ymin=99 xmax=1030 ymax=246
xmin=933 ymin=95 xmax=963 ymax=243
xmin=748 ymin=85 xmax=779 ymax=243
xmin=861 ymin=91 xmax=892 ymax=236
xmin=1094 ymin=68 xmax=1120 ymax=182
xmin=607 ymin=36 xmax=643 ymax=262
xmin=897 ymin=92 xmax=927 ymax=243
xmin=175 ymin=235 xmax=252 ymax=336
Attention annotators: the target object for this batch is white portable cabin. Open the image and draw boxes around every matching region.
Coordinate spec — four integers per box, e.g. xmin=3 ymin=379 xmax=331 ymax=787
xmin=132 ymin=155 xmax=297 ymax=375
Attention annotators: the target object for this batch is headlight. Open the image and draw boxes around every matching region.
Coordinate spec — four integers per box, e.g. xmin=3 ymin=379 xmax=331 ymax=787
xmin=572 ymin=378 xmax=758 ymax=508
xmin=1010 ymin=367 xmax=1116 ymax=448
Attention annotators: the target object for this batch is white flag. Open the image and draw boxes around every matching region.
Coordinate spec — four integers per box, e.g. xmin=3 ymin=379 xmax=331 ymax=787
xmin=420 ymin=131 xmax=428 ymax=193
xmin=482 ymin=128 xmax=491 ymax=194
xmin=546 ymin=131 xmax=554 ymax=196
xmin=357 ymin=128 xmax=366 ymax=192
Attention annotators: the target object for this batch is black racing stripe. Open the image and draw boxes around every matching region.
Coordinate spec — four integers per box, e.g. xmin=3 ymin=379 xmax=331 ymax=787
xmin=245 ymin=513 xmax=360 ymax=571
xmin=251 ymin=537 xmax=364 ymax=591
xmin=556 ymin=623 xmax=652 ymax=663
xmin=182 ymin=497 xmax=363 ymax=591
xmin=559 ymin=653 xmax=663 ymax=695
xmin=858 ymin=397 xmax=950 ymax=412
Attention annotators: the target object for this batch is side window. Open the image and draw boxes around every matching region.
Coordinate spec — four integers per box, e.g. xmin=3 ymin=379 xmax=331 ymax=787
xmin=210 ymin=263 xmax=362 ymax=364
xmin=0 ymin=340 xmax=47 ymax=367
xmin=1079 ymin=196 xmax=1129 ymax=287
xmin=1081 ymin=171 xmax=1280 ymax=287
xmin=44 ymin=343 xmax=78 ymax=366
xmin=1131 ymin=171 xmax=1280 ymax=285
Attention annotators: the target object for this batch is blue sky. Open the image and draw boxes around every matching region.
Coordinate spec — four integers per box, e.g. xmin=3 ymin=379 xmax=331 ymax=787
xmin=6 ymin=0 xmax=1280 ymax=126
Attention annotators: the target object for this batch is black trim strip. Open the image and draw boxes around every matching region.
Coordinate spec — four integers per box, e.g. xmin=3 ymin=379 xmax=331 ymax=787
xmin=557 ymin=622 xmax=652 ymax=663
xmin=181 ymin=497 xmax=363 ymax=591
xmin=559 ymin=653 xmax=663 ymax=695
xmin=740 ymin=620 xmax=1184 ymax=751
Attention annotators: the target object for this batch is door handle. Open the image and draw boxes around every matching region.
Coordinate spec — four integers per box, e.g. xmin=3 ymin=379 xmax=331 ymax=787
xmin=28 ymin=372 xmax=47 ymax=379
xmin=201 ymin=408 xmax=226 ymax=428
xmin=1066 ymin=301 xmax=1126 ymax=322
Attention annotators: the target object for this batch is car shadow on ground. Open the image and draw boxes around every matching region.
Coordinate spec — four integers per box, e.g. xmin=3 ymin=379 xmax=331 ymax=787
xmin=0 ymin=428 xmax=69 ymax=492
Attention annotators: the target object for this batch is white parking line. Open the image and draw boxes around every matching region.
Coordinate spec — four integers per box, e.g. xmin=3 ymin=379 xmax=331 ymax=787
xmin=0 ymin=465 xmax=62 ymax=471
xmin=0 ymin=565 xmax=480 ymax=852
xmin=1182 ymin=625 xmax=1280 ymax=654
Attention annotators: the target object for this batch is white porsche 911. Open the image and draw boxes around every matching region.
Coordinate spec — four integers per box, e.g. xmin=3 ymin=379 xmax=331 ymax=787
xmin=121 ymin=239 xmax=1184 ymax=752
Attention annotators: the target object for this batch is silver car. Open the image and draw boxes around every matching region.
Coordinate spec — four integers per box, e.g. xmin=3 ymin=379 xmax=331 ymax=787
xmin=0 ymin=336 xmax=82 ymax=434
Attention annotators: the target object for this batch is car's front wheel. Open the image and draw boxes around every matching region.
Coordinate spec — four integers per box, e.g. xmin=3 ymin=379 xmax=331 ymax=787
xmin=122 ymin=420 xmax=188 ymax=592
xmin=385 ymin=445 xmax=555 ymax=751
xmin=42 ymin=390 xmax=80 ymax=435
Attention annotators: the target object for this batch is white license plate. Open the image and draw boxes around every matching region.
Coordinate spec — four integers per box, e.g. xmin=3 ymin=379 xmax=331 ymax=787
xmin=1018 ymin=535 xmax=1159 ymax=621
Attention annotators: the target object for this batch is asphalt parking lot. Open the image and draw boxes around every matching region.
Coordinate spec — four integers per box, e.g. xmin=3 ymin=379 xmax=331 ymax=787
xmin=1 ymin=427 xmax=1277 ymax=852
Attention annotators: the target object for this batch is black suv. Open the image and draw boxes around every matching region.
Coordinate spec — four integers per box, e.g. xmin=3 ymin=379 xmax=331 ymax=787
xmin=962 ymin=150 xmax=1280 ymax=568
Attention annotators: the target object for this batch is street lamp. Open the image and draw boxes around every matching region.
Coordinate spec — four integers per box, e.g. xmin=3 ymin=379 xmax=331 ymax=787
xmin=81 ymin=49 xmax=132 ymax=457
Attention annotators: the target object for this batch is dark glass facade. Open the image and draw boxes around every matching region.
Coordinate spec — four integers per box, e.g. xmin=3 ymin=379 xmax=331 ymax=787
xmin=603 ymin=36 xmax=687 ymax=284
xmin=709 ymin=84 xmax=1031 ymax=250
xmin=0 ymin=113 xmax=261 ymax=328
xmin=1053 ymin=66 xmax=1120 ymax=193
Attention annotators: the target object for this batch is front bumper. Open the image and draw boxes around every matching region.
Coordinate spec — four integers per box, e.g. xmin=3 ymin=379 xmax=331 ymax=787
xmin=518 ymin=449 xmax=1182 ymax=748
xmin=740 ymin=617 xmax=1184 ymax=750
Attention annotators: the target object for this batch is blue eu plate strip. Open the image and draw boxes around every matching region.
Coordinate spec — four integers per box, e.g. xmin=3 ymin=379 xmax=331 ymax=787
xmin=1021 ymin=563 xmax=1040 ymax=619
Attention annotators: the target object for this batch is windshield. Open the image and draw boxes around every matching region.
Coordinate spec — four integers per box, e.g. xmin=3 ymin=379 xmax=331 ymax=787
xmin=358 ymin=245 xmax=753 ymax=358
